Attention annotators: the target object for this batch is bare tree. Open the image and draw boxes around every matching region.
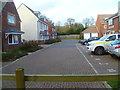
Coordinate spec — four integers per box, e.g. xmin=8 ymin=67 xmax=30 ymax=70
xmin=82 ymin=16 xmax=95 ymax=27
xmin=67 ymin=18 xmax=75 ymax=25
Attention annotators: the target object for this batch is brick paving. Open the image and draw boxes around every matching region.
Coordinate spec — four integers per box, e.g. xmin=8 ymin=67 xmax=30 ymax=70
xmin=2 ymin=40 xmax=111 ymax=88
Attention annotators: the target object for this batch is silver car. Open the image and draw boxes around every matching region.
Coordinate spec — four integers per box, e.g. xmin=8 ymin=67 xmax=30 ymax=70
xmin=108 ymin=39 xmax=120 ymax=58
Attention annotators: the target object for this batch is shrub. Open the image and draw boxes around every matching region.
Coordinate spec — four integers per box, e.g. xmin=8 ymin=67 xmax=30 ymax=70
xmin=45 ymin=37 xmax=61 ymax=44
xmin=79 ymin=35 xmax=83 ymax=40
xmin=2 ymin=41 xmax=42 ymax=62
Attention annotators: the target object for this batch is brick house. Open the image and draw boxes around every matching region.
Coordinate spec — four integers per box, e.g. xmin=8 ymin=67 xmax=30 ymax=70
xmin=104 ymin=1 xmax=120 ymax=34
xmin=96 ymin=14 xmax=113 ymax=37
xmin=45 ymin=19 xmax=53 ymax=39
xmin=99 ymin=1 xmax=120 ymax=36
xmin=105 ymin=13 xmax=120 ymax=35
xmin=45 ymin=19 xmax=57 ymax=39
xmin=17 ymin=4 xmax=49 ymax=41
xmin=1 ymin=1 xmax=24 ymax=52
xmin=81 ymin=14 xmax=113 ymax=39
xmin=81 ymin=25 xmax=99 ymax=39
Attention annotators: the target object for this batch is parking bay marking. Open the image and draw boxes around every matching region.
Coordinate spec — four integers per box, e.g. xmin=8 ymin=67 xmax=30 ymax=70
xmin=91 ymin=55 xmax=93 ymax=57
xmin=99 ymin=63 xmax=108 ymax=65
xmin=107 ymin=69 xmax=116 ymax=72
xmin=76 ymin=44 xmax=98 ymax=74
xmin=95 ymin=58 xmax=101 ymax=60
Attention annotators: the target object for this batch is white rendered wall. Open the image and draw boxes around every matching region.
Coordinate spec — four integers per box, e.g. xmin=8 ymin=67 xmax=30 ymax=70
xmin=17 ymin=4 xmax=38 ymax=41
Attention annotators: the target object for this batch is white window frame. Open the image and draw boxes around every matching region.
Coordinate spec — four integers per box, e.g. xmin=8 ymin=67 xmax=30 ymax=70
xmin=7 ymin=13 xmax=16 ymax=25
xmin=108 ymin=18 xmax=113 ymax=26
xmin=8 ymin=34 xmax=19 ymax=45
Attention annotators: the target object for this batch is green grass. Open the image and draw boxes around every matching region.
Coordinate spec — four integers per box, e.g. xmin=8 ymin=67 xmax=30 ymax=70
xmin=107 ymin=81 xmax=120 ymax=89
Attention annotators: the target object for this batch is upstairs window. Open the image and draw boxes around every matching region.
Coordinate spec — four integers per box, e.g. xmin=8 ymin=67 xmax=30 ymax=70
xmin=108 ymin=18 xmax=114 ymax=26
xmin=8 ymin=13 xmax=16 ymax=24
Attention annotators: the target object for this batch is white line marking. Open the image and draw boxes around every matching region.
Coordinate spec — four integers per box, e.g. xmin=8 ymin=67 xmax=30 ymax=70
xmin=95 ymin=58 xmax=101 ymax=60
xmin=76 ymin=44 xmax=98 ymax=74
xmin=107 ymin=69 xmax=116 ymax=72
xmin=99 ymin=63 xmax=108 ymax=65
xmin=76 ymin=44 xmax=112 ymax=88
xmin=91 ymin=55 xmax=93 ymax=57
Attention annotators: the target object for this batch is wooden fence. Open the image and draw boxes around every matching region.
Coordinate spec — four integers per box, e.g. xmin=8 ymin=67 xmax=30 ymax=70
xmin=0 ymin=68 xmax=120 ymax=89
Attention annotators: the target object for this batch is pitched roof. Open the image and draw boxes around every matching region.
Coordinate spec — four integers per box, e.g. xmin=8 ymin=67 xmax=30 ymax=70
xmin=81 ymin=25 xmax=99 ymax=33
xmin=97 ymin=14 xmax=113 ymax=23
xmin=105 ymin=12 xmax=118 ymax=20
xmin=18 ymin=4 xmax=48 ymax=25
xmin=5 ymin=27 xmax=24 ymax=34
xmin=18 ymin=3 xmax=39 ymax=19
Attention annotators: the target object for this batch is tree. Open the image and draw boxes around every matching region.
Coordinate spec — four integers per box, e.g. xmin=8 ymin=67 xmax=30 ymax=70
xmin=67 ymin=18 xmax=75 ymax=25
xmin=56 ymin=22 xmax=85 ymax=35
xmin=82 ymin=16 xmax=95 ymax=27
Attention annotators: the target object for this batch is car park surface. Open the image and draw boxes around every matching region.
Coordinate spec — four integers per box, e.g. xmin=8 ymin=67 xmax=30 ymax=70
xmin=2 ymin=40 xmax=119 ymax=88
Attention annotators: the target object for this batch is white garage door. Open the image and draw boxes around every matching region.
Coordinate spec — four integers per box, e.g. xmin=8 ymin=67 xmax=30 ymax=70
xmin=91 ymin=33 xmax=98 ymax=37
xmin=84 ymin=33 xmax=90 ymax=39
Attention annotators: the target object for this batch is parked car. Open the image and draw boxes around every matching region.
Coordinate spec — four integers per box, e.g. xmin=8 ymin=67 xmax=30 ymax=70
xmin=87 ymin=34 xmax=120 ymax=55
xmin=108 ymin=39 xmax=120 ymax=58
xmin=78 ymin=37 xmax=100 ymax=45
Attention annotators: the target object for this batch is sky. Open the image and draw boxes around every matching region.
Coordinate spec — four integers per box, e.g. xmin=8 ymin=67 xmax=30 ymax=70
xmin=13 ymin=0 xmax=119 ymax=26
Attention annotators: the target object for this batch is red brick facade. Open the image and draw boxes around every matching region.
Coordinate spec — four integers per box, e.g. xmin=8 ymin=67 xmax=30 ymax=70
xmin=2 ymin=1 xmax=22 ymax=51
xmin=105 ymin=13 xmax=120 ymax=35
xmin=96 ymin=14 xmax=113 ymax=37
xmin=45 ymin=20 xmax=53 ymax=38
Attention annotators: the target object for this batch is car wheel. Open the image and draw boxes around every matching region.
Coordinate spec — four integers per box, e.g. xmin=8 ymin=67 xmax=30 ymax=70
xmin=94 ymin=47 xmax=105 ymax=55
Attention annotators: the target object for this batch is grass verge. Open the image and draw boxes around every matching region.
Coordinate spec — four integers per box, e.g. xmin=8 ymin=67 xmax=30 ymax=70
xmin=107 ymin=81 xmax=120 ymax=89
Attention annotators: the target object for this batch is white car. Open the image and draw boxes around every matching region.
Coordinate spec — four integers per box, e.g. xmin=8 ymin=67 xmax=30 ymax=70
xmin=87 ymin=34 xmax=120 ymax=55
xmin=108 ymin=39 xmax=120 ymax=58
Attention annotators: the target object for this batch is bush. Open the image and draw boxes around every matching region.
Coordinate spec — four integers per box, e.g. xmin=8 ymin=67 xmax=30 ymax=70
xmin=2 ymin=41 xmax=42 ymax=62
xmin=79 ymin=35 xmax=83 ymax=40
xmin=2 ymin=48 xmax=27 ymax=62
xmin=45 ymin=37 xmax=61 ymax=44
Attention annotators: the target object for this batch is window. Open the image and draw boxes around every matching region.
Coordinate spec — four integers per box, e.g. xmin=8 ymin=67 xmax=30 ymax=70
xmin=108 ymin=18 xmax=114 ymax=26
xmin=8 ymin=34 xmax=19 ymax=44
xmin=8 ymin=13 xmax=16 ymax=24
xmin=118 ymin=35 xmax=120 ymax=38
xmin=119 ymin=16 xmax=120 ymax=23
xmin=107 ymin=35 xmax=116 ymax=41
xmin=40 ymin=22 xmax=42 ymax=29
xmin=104 ymin=25 xmax=107 ymax=29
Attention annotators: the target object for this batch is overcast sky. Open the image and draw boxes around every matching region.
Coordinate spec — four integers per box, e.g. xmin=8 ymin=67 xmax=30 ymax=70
xmin=14 ymin=0 xmax=119 ymax=26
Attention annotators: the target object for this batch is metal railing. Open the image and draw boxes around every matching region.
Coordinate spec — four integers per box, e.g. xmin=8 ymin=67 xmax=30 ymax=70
xmin=0 ymin=68 xmax=120 ymax=89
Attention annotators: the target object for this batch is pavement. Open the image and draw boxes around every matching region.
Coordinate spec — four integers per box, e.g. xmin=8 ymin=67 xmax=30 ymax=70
xmin=2 ymin=40 xmax=119 ymax=88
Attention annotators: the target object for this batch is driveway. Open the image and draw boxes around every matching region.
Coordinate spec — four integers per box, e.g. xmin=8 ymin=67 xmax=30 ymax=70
xmin=2 ymin=40 xmax=117 ymax=88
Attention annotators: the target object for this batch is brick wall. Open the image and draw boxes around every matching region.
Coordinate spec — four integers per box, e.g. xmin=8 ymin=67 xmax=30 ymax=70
xmin=59 ymin=35 xmax=80 ymax=39
xmin=106 ymin=17 xmax=119 ymax=33
xmin=45 ymin=20 xmax=53 ymax=38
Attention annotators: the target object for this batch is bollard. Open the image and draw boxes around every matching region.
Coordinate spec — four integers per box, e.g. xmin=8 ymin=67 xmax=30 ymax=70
xmin=16 ymin=68 xmax=25 ymax=89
